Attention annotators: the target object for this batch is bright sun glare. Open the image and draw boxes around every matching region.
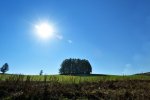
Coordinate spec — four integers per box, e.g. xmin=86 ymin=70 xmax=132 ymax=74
xmin=35 ymin=23 xmax=54 ymax=40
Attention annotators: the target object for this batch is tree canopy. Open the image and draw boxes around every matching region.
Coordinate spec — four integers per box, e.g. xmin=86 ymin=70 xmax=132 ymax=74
xmin=0 ymin=63 xmax=9 ymax=74
xmin=59 ymin=58 xmax=92 ymax=75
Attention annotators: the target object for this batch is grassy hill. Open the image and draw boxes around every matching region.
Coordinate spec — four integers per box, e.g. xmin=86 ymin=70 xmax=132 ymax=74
xmin=135 ymin=72 xmax=150 ymax=76
xmin=0 ymin=73 xmax=150 ymax=83
xmin=0 ymin=73 xmax=150 ymax=99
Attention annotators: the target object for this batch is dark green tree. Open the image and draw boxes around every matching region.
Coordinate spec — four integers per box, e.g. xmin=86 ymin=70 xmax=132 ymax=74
xmin=59 ymin=58 xmax=92 ymax=75
xmin=1 ymin=63 xmax=9 ymax=74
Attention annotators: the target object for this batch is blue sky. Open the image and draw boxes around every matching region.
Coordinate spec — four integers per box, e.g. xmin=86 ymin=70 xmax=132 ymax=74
xmin=0 ymin=0 xmax=150 ymax=75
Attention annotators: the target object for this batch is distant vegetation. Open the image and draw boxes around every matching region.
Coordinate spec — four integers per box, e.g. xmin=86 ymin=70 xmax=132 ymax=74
xmin=39 ymin=70 xmax=43 ymax=75
xmin=59 ymin=58 xmax=92 ymax=75
xmin=0 ymin=63 xmax=9 ymax=74
xmin=135 ymin=72 xmax=150 ymax=76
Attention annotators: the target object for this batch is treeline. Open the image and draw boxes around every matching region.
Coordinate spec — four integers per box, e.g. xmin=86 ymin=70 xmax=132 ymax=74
xmin=59 ymin=58 xmax=92 ymax=75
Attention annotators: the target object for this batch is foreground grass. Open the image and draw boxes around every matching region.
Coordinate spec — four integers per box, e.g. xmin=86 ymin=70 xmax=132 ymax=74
xmin=0 ymin=74 xmax=150 ymax=99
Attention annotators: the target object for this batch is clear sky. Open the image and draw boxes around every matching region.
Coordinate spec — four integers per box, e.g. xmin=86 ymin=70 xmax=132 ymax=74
xmin=0 ymin=0 xmax=150 ymax=75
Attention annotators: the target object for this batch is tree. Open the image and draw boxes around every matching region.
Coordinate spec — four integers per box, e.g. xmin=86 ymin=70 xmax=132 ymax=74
xmin=39 ymin=70 xmax=43 ymax=75
xmin=1 ymin=63 xmax=9 ymax=74
xmin=59 ymin=58 xmax=92 ymax=75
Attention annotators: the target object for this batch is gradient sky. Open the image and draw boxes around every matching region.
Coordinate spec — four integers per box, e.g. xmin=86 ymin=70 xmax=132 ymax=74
xmin=0 ymin=0 xmax=150 ymax=75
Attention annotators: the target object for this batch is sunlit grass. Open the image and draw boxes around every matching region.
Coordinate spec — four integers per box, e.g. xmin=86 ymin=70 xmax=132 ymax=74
xmin=0 ymin=74 xmax=149 ymax=84
xmin=0 ymin=74 xmax=150 ymax=99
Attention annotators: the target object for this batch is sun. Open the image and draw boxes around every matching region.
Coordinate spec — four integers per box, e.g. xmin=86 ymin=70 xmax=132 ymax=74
xmin=35 ymin=22 xmax=54 ymax=40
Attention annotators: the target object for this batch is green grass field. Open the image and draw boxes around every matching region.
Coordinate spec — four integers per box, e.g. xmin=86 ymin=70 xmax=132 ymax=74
xmin=0 ymin=74 xmax=149 ymax=84
xmin=0 ymin=74 xmax=150 ymax=99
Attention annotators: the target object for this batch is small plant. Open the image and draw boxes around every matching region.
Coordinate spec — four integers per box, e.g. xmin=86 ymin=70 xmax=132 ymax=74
xmin=39 ymin=70 xmax=43 ymax=75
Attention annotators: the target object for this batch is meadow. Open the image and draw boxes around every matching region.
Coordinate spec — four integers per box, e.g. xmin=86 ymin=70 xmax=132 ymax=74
xmin=0 ymin=74 xmax=150 ymax=83
xmin=0 ymin=74 xmax=150 ymax=99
